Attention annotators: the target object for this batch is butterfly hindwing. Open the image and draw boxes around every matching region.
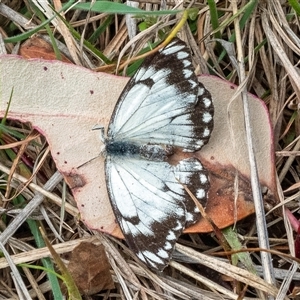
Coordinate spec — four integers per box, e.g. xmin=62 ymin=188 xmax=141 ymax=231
xmin=105 ymin=156 xmax=209 ymax=270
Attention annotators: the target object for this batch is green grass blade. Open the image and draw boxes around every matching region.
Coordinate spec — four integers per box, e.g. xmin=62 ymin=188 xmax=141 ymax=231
xmin=207 ymin=0 xmax=221 ymax=39
xmin=223 ymin=227 xmax=256 ymax=274
xmin=14 ymin=194 xmax=64 ymax=300
xmin=74 ymin=1 xmax=181 ymax=15
xmin=88 ymin=15 xmax=114 ymax=44
xmin=288 ymin=0 xmax=300 ymax=16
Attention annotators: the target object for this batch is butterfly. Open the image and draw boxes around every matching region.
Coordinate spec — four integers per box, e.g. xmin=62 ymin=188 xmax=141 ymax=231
xmin=101 ymin=38 xmax=214 ymax=271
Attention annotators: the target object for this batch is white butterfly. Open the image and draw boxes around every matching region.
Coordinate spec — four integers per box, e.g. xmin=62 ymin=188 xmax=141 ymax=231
xmin=102 ymin=38 xmax=214 ymax=271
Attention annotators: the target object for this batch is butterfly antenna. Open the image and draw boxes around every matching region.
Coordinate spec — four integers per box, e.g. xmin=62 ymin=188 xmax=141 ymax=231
xmin=92 ymin=125 xmax=106 ymax=143
xmin=77 ymin=125 xmax=107 ymax=169
xmin=77 ymin=155 xmax=100 ymax=169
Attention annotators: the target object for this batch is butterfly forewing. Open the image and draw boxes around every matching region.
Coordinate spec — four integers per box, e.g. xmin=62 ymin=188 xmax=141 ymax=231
xmin=107 ymin=39 xmax=213 ymax=152
xmin=104 ymin=38 xmax=214 ymax=270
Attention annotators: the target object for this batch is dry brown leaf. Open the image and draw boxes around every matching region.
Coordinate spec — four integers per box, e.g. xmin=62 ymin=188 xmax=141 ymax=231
xmin=19 ymin=36 xmax=72 ymax=63
xmin=67 ymin=242 xmax=114 ymax=295
xmin=0 ymin=56 xmax=277 ymax=237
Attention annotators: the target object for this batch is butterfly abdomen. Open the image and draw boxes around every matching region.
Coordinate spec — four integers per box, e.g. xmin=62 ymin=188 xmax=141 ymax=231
xmin=139 ymin=144 xmax=174 ymax=161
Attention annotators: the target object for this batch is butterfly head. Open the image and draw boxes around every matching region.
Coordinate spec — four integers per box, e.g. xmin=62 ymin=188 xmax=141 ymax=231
xmin=92 ymin=124 xmax=109 ymax=156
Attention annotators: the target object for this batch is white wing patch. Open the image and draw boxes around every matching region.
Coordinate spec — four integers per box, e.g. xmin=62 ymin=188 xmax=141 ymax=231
xmin=103 ymin=38 xmax=214 ymax=271
xmin=161 ymin=42 xmax=185 ymax=55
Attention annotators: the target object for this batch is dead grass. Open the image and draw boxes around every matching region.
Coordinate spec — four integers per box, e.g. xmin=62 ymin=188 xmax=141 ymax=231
xmin=0 ymin=0 xmax=299 ymax=299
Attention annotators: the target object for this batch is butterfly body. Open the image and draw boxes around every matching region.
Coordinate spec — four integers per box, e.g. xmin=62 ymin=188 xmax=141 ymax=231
xmin=105 ymin=139 xmax=174 ymax=162
xmin=102 ymin=38 xmax=214 ymax=270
